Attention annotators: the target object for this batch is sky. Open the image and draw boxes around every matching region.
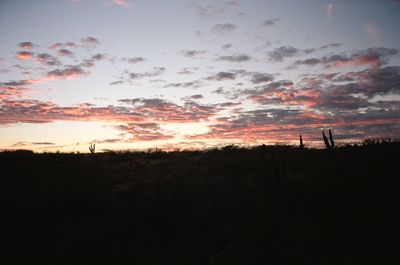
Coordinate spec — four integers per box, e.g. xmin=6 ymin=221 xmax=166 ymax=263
xmin=0 ymin=0 xmax=399 ymax=152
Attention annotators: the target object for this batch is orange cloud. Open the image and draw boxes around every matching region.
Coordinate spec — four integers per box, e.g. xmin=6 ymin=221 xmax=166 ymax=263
xmin=0 ymin=98 xmax=221 ymax=142
xmin=15 ymin=51 xmax=33 ymax=60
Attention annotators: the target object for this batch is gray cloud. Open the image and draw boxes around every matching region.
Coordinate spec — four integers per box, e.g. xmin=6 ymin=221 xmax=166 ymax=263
xmin=268 ymin=46 xmax=300 ymax=62
xmin=195 ymin=4 xmax=224 ymax=17
xmin=122 ymin=57 xmax=145 ymax=63
xmin=294 ymin=47 xmax=399 ymax=68
xmin=80 ymin=53 xmax=107 ymax=68
xmin=189 ymin=94 xmax=203 ymax=99
xmin=92 ymin=53 xmax=106 ymax=60
xmin=109 ymin=80 xmax=124 ymax=85
xmin=1 ymin=80 xmax=35 ymax=87
xmin=211 ymin=23 xmax=237 ymax=34
xmin=329 ymin=66 xmax=400 ymax=99
xmin=180 ymin=50 xmax=206 ymax=58
xmin=177 ymin=67 xmax=199 ymax=75
xmin=11 ymin=141 xmax=55 ymax=147
xmin=50 ymin=41 xmax=77 ymax=50
xmin=250 ymin=72 xmax=274 ymax=84
xmin=164 ymin=80 xmax=202 ymax=89
xmin=225 ymin=0 xmax=240 ymax=6
xmin=129 ymin=67 xmax=165 ymax=79
xmin=207 ymin=71 xmax=236 ymax=81
xmin=262 ymin=17 xmax=280 ymax=27
xmin=319 ymin=43 xmax=342 ymax=50
xmin=58 ymin=49 xmax=74 ymax=57
xmin=47 ymin=65 xmax=88 ymax=79
xmin=269 ymin=43 xmax=345 ymax=63
xmin=110 ymin=67 xmax=166 ymax=85
xmin=18 ymin=42 xmax=35 ymax=49
xmin=36 ymin=53 xmax=61 ymax=66
xmin=217 ymin=54 xmax=251 ymax=62
xmin=222 ymin=43 xmax=232 ymax=50
xmin=81 ymin=36 xmax=99 ymax=47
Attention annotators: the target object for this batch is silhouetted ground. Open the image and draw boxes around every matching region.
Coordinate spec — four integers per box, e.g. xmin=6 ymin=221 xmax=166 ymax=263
xmin=0 ymin=142 xmax=399 ymax=264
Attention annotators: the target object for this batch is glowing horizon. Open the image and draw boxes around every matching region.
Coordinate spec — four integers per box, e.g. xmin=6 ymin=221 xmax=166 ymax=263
xmin=1 ymin=0 xmax=400 ymax=152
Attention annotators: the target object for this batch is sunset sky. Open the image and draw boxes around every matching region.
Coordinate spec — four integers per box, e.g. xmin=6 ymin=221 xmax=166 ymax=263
xmin=1 ymin=0 xmax=399 ymax=152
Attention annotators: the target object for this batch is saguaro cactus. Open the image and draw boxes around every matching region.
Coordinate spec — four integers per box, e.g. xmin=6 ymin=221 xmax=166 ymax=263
xmin=322 ymin=129 xmax=335 ymax=149
xmin=299 ymin=134 xmax=304 ymax=149
xmin=329 ymin=129 xmax=335 ymax=148
xmin=322 ymin=131 xmax=331 ymax=149
xmin=89 ymin=143 xmax=95 ymax=154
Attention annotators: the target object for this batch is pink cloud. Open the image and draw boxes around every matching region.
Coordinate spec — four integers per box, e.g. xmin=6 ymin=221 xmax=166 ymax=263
xmin=46 ymin=66 xmax=88 ymax=80
xmin=112 ymin=0 xmax=132 ymax=8
xmin=364 ymin=22 xmax=381 ymax=43
xmin=327 ymin=3 xmax=334 ymax=18
xmin=1 ymin=79 xmax=39 ymax=87
xmin=0 ymin=86 xmax=32 ymax=100
xmin=80 ymin=37 xmax=99 ymax=47
xmin=18 ymin=42 xmax=35 ymax=49
xmin=0 ymin=97 xmax=218 ymax=127
xmin=49 ymin=42 xmax=76 ymax=50
xmin=331 ymin=54 xmax=381 ymax=69
xmin=116 ymin=123 xmax=174 ymax=141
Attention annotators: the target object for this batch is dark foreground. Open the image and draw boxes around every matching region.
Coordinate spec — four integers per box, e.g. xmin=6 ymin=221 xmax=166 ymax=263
xmin=0 ymin=143 xmax=399 ymax=264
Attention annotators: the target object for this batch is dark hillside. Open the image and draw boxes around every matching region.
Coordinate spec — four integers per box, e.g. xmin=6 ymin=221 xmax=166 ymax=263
xmin=0 ymin=143 xmax=399 ymax=264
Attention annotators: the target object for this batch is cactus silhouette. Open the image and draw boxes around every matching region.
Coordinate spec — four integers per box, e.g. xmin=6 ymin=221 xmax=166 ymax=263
xmin=329 ymin=129 xmax=335 ymax=148
xmin=322 ymin=129 xmax=335 ymax=149
xmin=89 ymin=143 xmax=95 ymax=154
xmin=299 ymin=134 xmax=304 ymax=149
xmin=322 ymin=131 xmax=332 ymax=149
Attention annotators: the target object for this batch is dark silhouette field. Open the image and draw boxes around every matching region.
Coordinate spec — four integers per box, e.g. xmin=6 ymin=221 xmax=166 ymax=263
xmin=0 ymin=141 xmax=399 ymax=264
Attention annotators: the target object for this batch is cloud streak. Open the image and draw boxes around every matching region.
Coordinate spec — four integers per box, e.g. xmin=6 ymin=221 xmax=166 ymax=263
xmin=327 ymin=3 xmax=334 ymax=18
xmin=217 ymin=54 xmax=251 ymax=62
xmin=293 ymin=47 xmax=399 ymax=69
xmin=207 ymin=71 xmax=237 ymax=81
xmin=112 ymin=0 xmax=132 ymax=8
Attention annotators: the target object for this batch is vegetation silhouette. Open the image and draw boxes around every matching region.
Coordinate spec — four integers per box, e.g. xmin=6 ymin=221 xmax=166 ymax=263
xmin=322 ymin=129 xmax=335 ymax=149
xmin=0 ymin=140 xmax=399 ymax=264
xmin=89 ymin=143 xmax=96 ymax=154
xmin=299 ymin=134 xmax=304 ymax=149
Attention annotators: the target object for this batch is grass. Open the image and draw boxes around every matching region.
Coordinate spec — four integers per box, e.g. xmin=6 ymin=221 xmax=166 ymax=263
xmin=0 ymin=142 xmax=399 ymax=264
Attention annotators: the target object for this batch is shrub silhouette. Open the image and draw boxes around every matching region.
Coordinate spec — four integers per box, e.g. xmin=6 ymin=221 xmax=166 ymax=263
xmin=0 ymin=141 xmax=399 ymax=264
